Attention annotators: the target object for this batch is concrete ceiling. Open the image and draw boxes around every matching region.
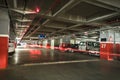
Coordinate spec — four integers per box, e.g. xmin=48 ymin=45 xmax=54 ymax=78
xmin=1 ymin=0 xmax=120 ymax=41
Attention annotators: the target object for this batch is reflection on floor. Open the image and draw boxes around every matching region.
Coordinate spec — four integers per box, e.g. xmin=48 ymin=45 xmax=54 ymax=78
xmin=8 ymin=47 xmax=99 ymax=65
xmin=0 ymin=46 xmax=119 ymax=80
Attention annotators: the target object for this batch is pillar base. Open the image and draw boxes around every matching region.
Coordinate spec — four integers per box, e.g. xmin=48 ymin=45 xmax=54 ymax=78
xmin=100 ymin=42 xmax=113 ymax=61
xmin=0 ymin=37 xmax=8 ymax=69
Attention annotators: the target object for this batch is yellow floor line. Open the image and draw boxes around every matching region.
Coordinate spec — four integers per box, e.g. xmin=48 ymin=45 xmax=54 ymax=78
xmin=22 ymin=59 xmax=100 ymax=66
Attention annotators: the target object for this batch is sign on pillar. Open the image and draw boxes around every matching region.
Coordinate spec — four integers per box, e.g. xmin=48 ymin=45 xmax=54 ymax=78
xmin=100 ymin=42 xmax=113 ymax=61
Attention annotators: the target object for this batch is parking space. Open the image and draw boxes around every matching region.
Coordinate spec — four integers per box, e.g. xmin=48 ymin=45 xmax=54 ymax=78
xmin=0 ymin=0 xmax=120 ymax=79
xmin=8 ymin=46 xmax=99 ymax=66
xmin=1 ymin=46 xmax=120 ymax=80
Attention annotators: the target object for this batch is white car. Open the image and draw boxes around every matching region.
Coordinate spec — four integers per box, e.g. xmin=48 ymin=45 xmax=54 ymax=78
xmin=8 ymin=42 xmax=15 ymax=55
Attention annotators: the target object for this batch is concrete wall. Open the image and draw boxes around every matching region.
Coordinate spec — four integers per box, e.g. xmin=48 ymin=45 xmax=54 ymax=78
xmin=0 ymin=8 xmax=9 ymax=35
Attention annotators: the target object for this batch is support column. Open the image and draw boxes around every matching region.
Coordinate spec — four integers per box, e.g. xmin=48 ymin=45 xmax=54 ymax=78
xmin=0 ymin=8 xmax=9 ymax=69
xmin=43 ymin=40 xmax=47 ymax=48
xmin=100 ymin=30 xmax=114 ymax=61
xmin=0 ymin=36 xmax=8 ymax=69
xmin=100 ymin=42 xmax=113 ymax=61
xmin=43 ymin=39 xmax=50 ymax=48
xmin=38 ymin=40 xmax=42 ymax=48
xmin=54 ymin=38 xmax=59 ymax=49
xmin=51 ymin=39 xmax=54 ymax=49
xmin=59 ymin=36 xmax=70 ymax=51
xmin=46 ymin=40 xmax=50 ymax=48
xmin=59 ymin=38 xmax=64 ymax=50
xmin=70 ymin=39 xmax=76 ymax=44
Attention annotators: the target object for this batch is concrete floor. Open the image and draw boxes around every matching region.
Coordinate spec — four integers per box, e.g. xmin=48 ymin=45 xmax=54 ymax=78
xmin=0 ymin=46 xmax=120 ymax=80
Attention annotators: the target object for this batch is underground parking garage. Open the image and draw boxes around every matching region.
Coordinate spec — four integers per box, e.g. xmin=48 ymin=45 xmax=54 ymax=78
xmin=0 ymin=0 xmax=120 ymax=80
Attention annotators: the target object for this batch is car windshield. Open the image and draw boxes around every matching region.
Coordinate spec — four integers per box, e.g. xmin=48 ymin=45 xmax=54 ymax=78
xmin=88 ymin=42 xmax=100 ymax=48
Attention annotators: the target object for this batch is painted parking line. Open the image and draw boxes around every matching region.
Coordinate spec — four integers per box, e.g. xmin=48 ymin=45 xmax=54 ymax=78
xmin=22 ymin=59 xmax=100 ymax=66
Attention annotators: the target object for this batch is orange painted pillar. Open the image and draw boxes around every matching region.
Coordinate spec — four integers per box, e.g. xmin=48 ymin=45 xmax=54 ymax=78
xmin=0 ymin=8 xmax=10 ymax=69
xmin=46 ymin=43 xmax=50 ymax=48
xmin=0 ymin=36 xmax=8 ymax=69
xmin=40 ymin=44 xmax=42 ymax=48
xmin=59 ymin=43 xmax=65 ymax=51
xmin=100 ymin=42 xmax=113 ymax=61
xmin=14 ymin=42 xmax=17 ymax=48
xmin=116 ymin=44 xmax=120 ymax=60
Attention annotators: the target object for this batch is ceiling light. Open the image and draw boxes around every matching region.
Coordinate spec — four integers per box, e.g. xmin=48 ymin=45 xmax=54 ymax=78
xmin=84 ymin=32 xmax=88 ymax=35
xmin=35 ymin=7 xmax=41 ymax=13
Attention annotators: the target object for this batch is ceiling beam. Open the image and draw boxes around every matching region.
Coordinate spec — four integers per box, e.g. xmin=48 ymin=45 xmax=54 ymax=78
xmin=10 ymin=9 xmax=36 ymax=15
xmin=50 ymin=23 xmax=84 ymax=35
xmin=17 ymin=25 xmax=29 ymax=27
xmin=44 ymin=25 xmax=66 ymax=29
xmin=83 ymin=0 xmax=120 ymax=11
xmin=96 ymin=0 xmax=120 ymax=9
xmin=48 ymin=12 xmax=118 ymax=36
xmin=69 ymin=28 xmax=84 ymax=31
xmin=27 ymin=0 xmax=83 ymax=37
xmin=38 ymin=13 xmax=85 ymax=24
xmin=38 ymin=30 xmax=55 ymax=32
xmin=87 ymin=12 xmax=119 ymax=22
xmin=53 ymin=0 xmax=82 ymax=16
xmin=22 ymin=0 xmax=120 ymax=39
xmin=83 ymin=0 xmax=120 ymax=22
xmin=16 ymin=19 xmax=32 ymax=22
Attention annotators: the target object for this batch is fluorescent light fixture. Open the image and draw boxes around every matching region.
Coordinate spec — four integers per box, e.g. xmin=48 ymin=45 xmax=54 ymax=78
xmin=16 ymin=19 xmax=32 ymax=22
xmin=11 ymin=9 xmax=36 ymax=14
xmin=91 ymin=36 xmax=98 ymax=38
xmin=17 ymin=25 xmax=29 ymax=27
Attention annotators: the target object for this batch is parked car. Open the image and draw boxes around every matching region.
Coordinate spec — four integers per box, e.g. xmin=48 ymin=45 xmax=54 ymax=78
xmin=68 ymin=44 xmax=79 ymax=52
xmin=59 ymin=43 xmax=71 ymax=51
xmin=8 ymin=42 xmax=15 ymax=56
xmin=79 ymin=41 xmax=100 ymax=56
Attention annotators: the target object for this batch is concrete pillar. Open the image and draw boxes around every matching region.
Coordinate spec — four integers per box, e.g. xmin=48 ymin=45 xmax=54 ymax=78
xmin=59 ymin=36 xmax=71 ymax=51
xmin=51 ymin=39 xmax=54 ymax=49
xmin=62 ymin=36 xmax=70 ymax=43
xmin=70 ymin=39 xmax=76 ymax=44
xmin=43 ymin=39 xmax=50 ymax=48
xmin=0 ymin=8 xmax=9 ymax=69
xmin=38 ymin=40 xmax=42 ymax=48
xmin=43 ymin=40 xmax=47 ymax=47
xmin=60 ymin=38 xmax=63 ymax=44
xmin=54 ymin=38 xmax=60 ymax=49
xmin=100 ymin=30 xmax=114 ymax=61
xmin=47 ymin=40 xmax=51 ymax=48
xmin=59 ymin=38 xmax=64 ymax=50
